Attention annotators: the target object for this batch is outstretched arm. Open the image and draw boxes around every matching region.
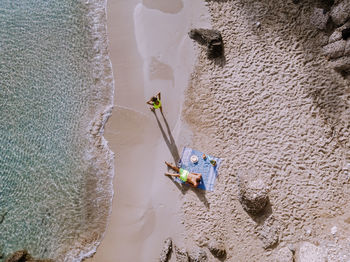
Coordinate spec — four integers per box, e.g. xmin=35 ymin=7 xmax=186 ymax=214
xmin=157 ymin=92 xmax=161 ymax=100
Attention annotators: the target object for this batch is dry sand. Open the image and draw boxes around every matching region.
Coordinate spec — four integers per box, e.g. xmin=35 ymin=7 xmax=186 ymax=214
xmin=86 ymin=0 xmax=210 ymax=261
xmin=180 ymin=0 xmax=350 ymax=261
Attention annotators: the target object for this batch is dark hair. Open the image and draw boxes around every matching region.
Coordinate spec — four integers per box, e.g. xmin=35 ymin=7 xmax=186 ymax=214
xmin=151 ymin=96 xmax=157 ymax=102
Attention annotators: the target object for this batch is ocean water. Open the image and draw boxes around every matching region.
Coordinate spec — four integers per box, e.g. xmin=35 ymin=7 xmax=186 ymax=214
xmin=0 ymin=0 xmax=114 ymax=261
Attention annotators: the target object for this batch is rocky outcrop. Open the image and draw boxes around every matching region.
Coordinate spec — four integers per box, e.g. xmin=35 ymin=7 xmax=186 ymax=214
xmin=255 ymin=216 xmax=279 ymax=249
xmin=207 ymin=240 xmax=226 ymax=259
xmin=174 ymin=246 xmax=189 ymax=262
xmin=188 ymin=248 xmax=207 ymax=262
xmin=295 ymin=242 xmax=327 ymax=262
xmin=4 ymin=250 xmax=53 ymax=262
xmin=304 ymin=0 xmax=350 ymax=76
xmin=322 ymin=21 xmax=350 ymax=74
xmin=159 ymin=238 xmax=172 ymax=262
xmin=310 ymin=8 xmax=330 ymax=30
xmin=330 ymin=0 xmax=350 ymax=26
xmin=237 ymin=169 xmax=269 ymax=216
xmin=188 ymin=29 xmax=224 ymax=59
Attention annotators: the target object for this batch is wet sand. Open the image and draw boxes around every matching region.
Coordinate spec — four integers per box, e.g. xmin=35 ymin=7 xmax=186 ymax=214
xmin=86 ymin=0 xmax=210 ymax=261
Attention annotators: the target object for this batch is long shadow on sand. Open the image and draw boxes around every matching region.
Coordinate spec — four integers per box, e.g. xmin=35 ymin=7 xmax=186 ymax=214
xmin=152 ymin=110 xmax=180 ymax=163
xmin=153 ymin=111 xmax=210 ymax=207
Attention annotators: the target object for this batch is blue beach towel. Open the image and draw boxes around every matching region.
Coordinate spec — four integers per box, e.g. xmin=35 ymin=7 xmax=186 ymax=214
xmin=175 ymin=147 xmax=221 ymax=191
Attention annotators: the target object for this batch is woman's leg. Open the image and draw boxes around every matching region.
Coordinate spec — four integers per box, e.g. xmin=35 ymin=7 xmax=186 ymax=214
xmin=165 ymin=161 xmax=180 ymax=172
xmin=165 ymin=173 xmax=180 ymax=177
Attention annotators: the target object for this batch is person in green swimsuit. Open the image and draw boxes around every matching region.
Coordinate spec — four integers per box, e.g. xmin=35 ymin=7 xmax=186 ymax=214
xmin=146 ymin=92 xmax=163 ymax=114
xmin=164 ymin=161 xmax=202 ymax=188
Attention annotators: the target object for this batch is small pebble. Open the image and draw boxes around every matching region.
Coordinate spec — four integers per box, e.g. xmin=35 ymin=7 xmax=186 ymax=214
xmin=331 ymin=226 xmax=337 ymax=235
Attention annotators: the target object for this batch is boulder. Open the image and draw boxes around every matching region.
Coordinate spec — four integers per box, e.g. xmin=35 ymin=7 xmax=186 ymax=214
xmin=5 ymin=250 xmax=30 ymax=262
xmin=322 ymin=40 xmax=346 ymax=59
xmin=257 ymin=223 xmax=279 ymax=249
xmin=188 ymin=29 xmax=224 ymax=59
xmin=4 ymin=250 xmax=53 ymax=262
xmin=295 ymin=242 xmax=326 ymax=262
xmin=159 ymin=238 xmax=172 ymax=262
xmin=310 ymin=8 xmax=330 ymax=30
xmin=174 ymin=246 xmax=189 ymax=262
xmin=329 ymin=56 xmax=350 ymax=72
xmin=207 ymin=240 xmax=226 ymax=259
xmin=330 ymin=0 xmax=350 ymax=26
xmin=237 ymin=169 xmax=269 ymax=215
xmin=188 ymin=248 xmax=207 ymax=262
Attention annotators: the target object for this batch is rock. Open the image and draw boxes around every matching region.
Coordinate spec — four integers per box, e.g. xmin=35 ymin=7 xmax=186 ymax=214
xmin=257 ymin=222 xmax=279 ymax=249
xmin=322 ymin=39 xmax=346 ymax=59
xmin=174 ymin=246 xmax=189 ymax=262
xmin=331 ymin=226 xmax=337 ymax=235
xmin=295 ymin=242 xmax=326 ymax=262
xmin=5 ymin=250 xmax=30 ymax=262
xmin=159 ymin=238 xmax=172 ymax=262
xmin=272 ymin=246 xmax=294 ymax=262
xmin=310 ymin=8 xmax=330 ymax=30
xmin=188 ymin=29 xmax=224 ymax=59
xmin=237 ymin=169 xmax=269 ymax=215
xmin=4 ymin=250 xmax=53 ymax=262
xmin=207 ymin=240 xmax=226 ymax=259
xmin=188 ymin=248 xmax=207 ymax=262
xmin=330 ymin=0 xmax=350 ymax=26
xmin=329 ymin=56 xmax=350 ymax=72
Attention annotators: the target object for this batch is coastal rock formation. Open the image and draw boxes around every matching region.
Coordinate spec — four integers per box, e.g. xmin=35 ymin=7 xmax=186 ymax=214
xmin=310 ymin=8 xmax=330 ymax=30
xmin=159 ymin=238 xmax=172 ymax=262
xmin=188 ymin=29 xmax=223 ymax=59
xmin=207 ymin=240 xmax=226 ymax=259
xmin=4 ymin=250 xmax=53 ymax=262
xmin=255 ymin=216 xmax=279 ymax=249
xmin=330 ymin=0 xmax=350 ymax=26
xmin=237 ymin=169 xmax=269 ymax=215
xmin=305 ymin=0 xmax=350 ymax=76
xmin=173 ymin=246 xmax=188 ymax=262
xmin=295 ymin=242 xmax=326 ymax=262
xmin=188 ymin=248 xmax=207 ymax=262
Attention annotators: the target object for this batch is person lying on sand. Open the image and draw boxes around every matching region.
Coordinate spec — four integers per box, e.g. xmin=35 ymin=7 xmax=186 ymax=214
xmin=164 ymin=161 xmax=202 ymax=188
xmin=146 ymin=92 xmax=162 ymax=113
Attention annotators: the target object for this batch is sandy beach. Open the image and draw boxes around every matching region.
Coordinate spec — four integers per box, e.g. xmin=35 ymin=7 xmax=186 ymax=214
xmin=88 ymin=0 xmax=350 ymax=261
xmin=87 ymin=0 xmax=210 ymax=261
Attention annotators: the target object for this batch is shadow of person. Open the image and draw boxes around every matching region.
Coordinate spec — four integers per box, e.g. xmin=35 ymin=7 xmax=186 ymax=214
xmin=152 ymin=110 xmax=180 ymax=163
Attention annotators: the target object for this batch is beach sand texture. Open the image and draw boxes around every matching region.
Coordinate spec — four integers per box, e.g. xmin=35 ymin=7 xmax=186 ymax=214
xmin=87 ymin=0 xmax=210 ymax=261
xmin=91 ymin=0 xmax=350 ymax=261
xmin=181 ymin=0 xmax=350 ymax=261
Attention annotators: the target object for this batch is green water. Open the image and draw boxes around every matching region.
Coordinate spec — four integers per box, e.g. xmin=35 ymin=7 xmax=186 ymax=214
xmin=0 ymin=0 xmax=113 ymax=261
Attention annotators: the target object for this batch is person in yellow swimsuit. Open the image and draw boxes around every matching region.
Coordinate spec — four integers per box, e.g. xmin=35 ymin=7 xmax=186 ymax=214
xmin=164 ymin=161 xmax=202 ymax=188
xmin=146 ymin=92 xmax=163 ymax=114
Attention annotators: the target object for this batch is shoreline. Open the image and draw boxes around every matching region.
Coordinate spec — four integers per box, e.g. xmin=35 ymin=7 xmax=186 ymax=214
xmin=86 ymin=1 xmax=211 ymax=261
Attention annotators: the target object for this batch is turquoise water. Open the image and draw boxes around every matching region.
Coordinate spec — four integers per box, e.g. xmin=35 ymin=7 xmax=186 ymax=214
xmin=0 ymin=0 xmax=113 ymax=261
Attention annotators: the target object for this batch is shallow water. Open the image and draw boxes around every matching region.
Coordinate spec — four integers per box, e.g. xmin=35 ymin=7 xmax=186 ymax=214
xmin=0 ymin=0 xmax=113 ymax=261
